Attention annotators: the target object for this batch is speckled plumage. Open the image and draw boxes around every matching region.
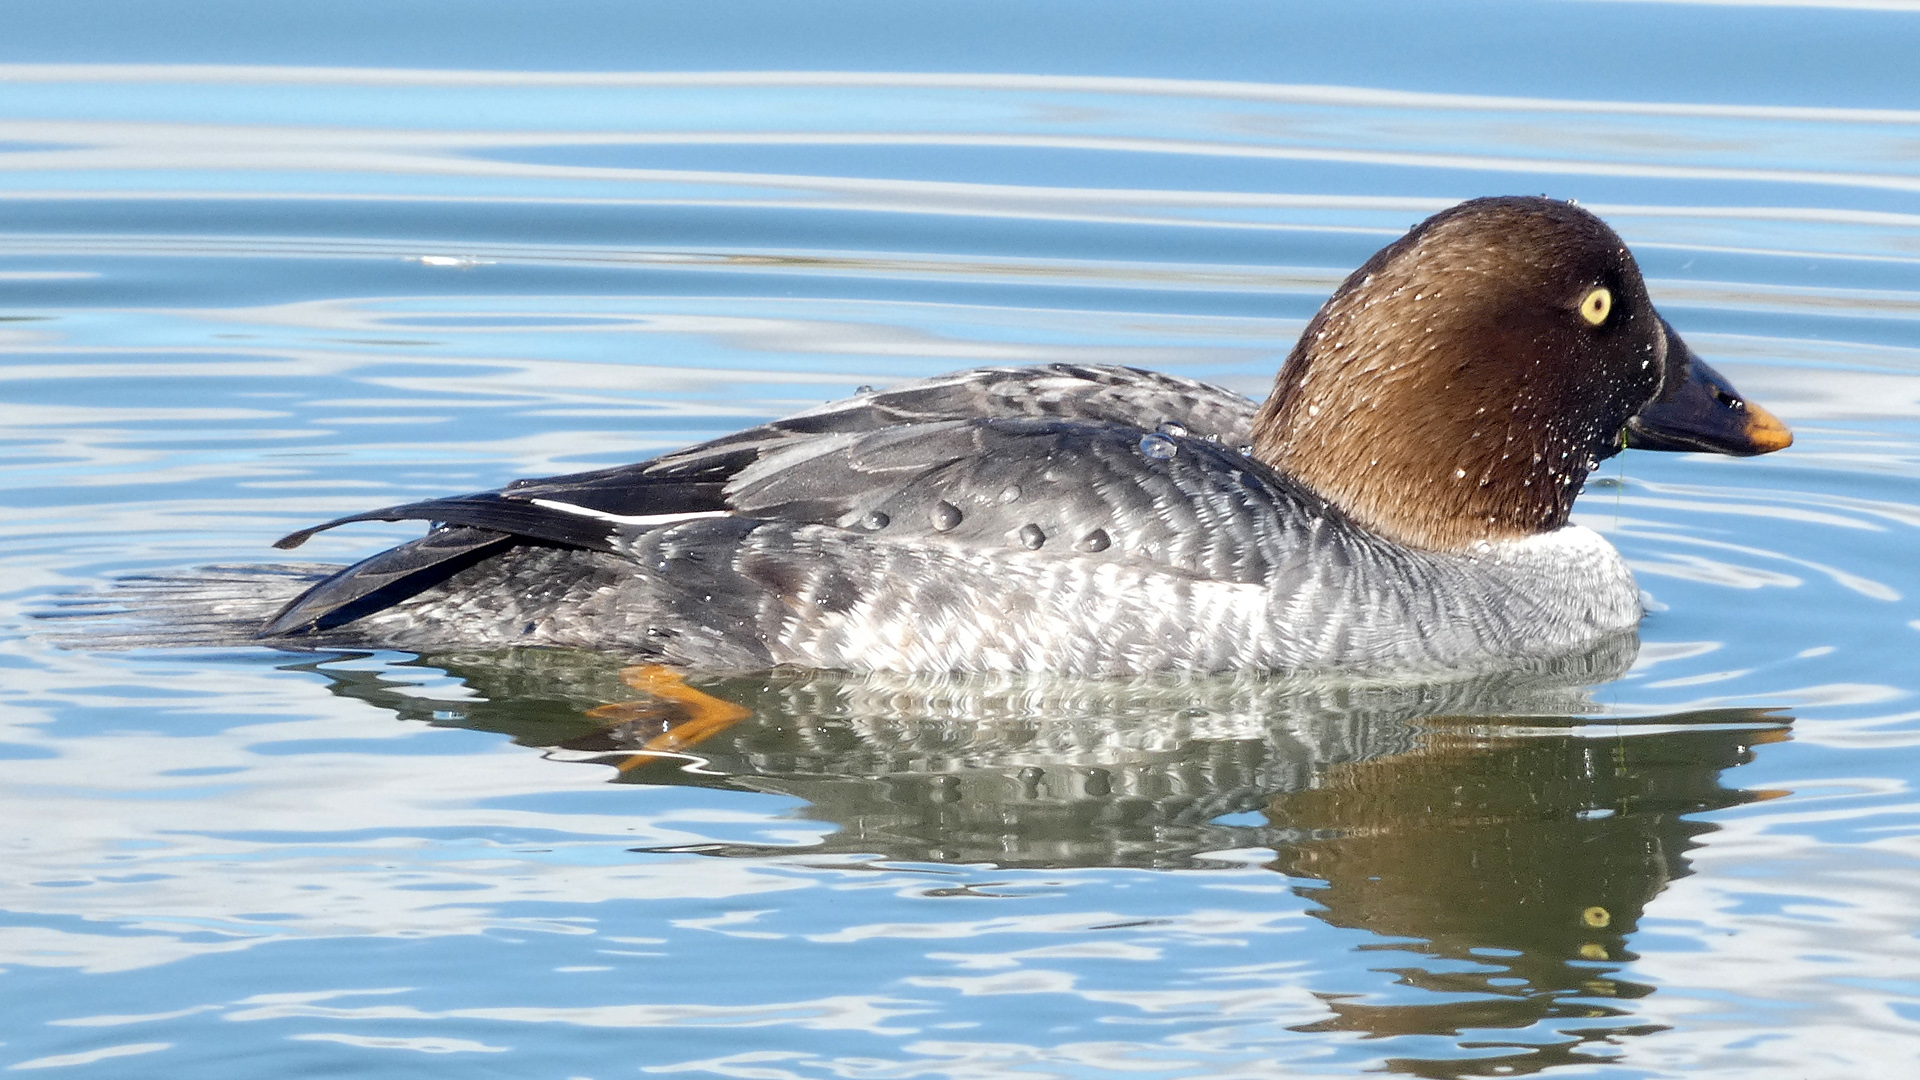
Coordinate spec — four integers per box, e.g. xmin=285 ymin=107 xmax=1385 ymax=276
xmin=338 ymin=511 xmax=1640 ymax=677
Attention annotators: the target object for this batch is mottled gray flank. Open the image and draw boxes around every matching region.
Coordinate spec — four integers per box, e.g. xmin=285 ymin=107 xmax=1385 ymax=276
xmin=329 ymin=509 xmax=1637 ymax=677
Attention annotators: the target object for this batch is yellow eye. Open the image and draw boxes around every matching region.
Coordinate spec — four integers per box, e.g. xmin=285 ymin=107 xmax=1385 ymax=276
xmin=1579 ymin=286 xmax=1612 ymax=326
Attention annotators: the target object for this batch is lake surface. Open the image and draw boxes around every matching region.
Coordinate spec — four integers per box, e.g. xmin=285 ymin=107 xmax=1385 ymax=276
xmin=3 ymin=2 xmax=1920 ymax=1076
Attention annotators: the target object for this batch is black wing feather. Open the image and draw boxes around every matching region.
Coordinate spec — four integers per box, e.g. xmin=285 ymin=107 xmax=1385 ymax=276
xmin=260 ymin=526 xmax=515 ymax=636
xmin=274 ymin=493 xmax=633 ymax=553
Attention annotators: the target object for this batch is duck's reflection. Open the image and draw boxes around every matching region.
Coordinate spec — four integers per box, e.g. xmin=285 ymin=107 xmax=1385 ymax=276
xmin=302 ymin=639 xmax=1788 ymax=1078
xmin=1271 ymin=709 xmax=1786 ymax=1077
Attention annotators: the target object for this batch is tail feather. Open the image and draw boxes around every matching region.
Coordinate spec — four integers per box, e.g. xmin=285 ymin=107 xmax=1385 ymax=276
xmin=259 ymin=526 xmax=515 ymax=637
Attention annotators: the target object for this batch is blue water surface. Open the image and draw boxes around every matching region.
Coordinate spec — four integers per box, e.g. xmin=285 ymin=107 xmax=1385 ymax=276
xmin=3 ymin=2 xmax=1919 ymax=1077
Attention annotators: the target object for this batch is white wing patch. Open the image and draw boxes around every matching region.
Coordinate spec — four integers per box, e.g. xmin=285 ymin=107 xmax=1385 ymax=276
xmin=528 ymin=499 xmax=731 ymax=528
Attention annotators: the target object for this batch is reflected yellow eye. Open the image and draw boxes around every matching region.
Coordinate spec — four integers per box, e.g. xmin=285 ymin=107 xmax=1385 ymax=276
xmin=1579 ymin=286 xmax=1612 ymax=326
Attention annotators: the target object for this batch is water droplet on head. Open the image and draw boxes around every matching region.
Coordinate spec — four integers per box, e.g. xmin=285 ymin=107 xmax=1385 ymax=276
xmin=1018 ymin=523 xmax=1047 ymax=549
xmin=1078 ymin=528 xmax=1111 ymax=553
xmin=931 ymin=500 xmax=962 ymax=531
xmin=999 ymin=484 xmax=1022 ymax=504
xmin=1156 ymin=421 xmax=1188 ymax=438
xmin=1238 ymin=443 xmax=1255 ymax=456
xmin=1454 ymin=468 xmax=1467 ymax=479
xmin=862 ymin=510 xmax=890 ymax=530
xmin=1139 ymin=433 xmax=1177 ymax=460
xmin=855 ymin=384 xmax=875 ymax=394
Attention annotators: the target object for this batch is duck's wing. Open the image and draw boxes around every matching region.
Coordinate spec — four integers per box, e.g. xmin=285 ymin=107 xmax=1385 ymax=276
xmin=260 ymin=365 xmax=1263 ymax=636
xmin=273 ymin=364 xmax=1256 ymax=550
xmin=705 ymin=415 xmax=1326 ymax=587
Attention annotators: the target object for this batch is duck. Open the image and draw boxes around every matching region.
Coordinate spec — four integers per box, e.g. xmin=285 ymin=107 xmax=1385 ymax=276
xmin=258 ymin=196 xmax=1792 ymax=676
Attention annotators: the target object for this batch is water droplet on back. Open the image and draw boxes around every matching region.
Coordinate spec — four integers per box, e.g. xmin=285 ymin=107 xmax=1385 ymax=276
xmin=1139 ymin=433 xmax=1177 ymax=460
xmin=999 ymin=484 xmax=1022 ymax=504
xmin=931 ymin=500 xmax=962 ymax=531
xmin=1156 ymin=421 xmax=1188 ymax=438
xmin=854 ymin=384 xmax=875 ymax=394
xmin=1078 ymin=528 xmax=1111 ymax=553
xmin=862 ymin=510 xmax=890 ymax=530
xmin=1018 ymin=523 xmax=1046 ymax=550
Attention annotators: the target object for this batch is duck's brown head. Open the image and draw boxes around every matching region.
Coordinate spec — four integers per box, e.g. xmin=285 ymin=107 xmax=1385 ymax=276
xmin=1251 ymin=196 xmax=1790 ymax=553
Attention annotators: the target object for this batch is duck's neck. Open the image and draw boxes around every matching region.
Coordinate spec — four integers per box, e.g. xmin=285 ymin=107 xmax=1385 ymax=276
xmin=1253 ymin=378 xmax=1599 ymax=553
xmin=1250 ymin=297 xmax=1619 ymax=554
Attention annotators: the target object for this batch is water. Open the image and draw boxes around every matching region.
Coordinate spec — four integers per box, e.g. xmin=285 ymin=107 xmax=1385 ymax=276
xmin=4 ymin=2 xmax=1920 ymax=1075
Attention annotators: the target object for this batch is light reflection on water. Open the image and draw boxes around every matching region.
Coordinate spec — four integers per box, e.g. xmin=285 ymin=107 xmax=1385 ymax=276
xmin=5 ymin=9 xmax=1920 ymax=1077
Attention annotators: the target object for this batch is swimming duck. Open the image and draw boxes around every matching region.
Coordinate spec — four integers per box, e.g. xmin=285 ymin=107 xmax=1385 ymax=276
xmin=261 ymin=196 xmax=1791 ymax=675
